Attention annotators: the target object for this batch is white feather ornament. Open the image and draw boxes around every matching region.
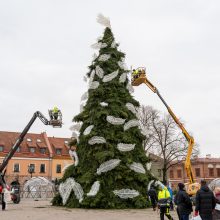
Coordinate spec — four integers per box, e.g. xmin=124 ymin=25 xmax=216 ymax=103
xmin=118 ymin=61 xmax=127 ymax=70
xmin=69 ymin=123 xmax=82 ymax=132
xmin=88 ymin=136 xmax=106 ymax=145
xmin=97 ymin=159 xmax=121 ymax=175
xmin=111 ymin=41 xmax=117 ymax=48
xmin=92 ymin=53 xmax=98 ymax=60
xmin=113 ymin=189 xmax=140 ymax=199
xmin=59 ymin=178 xmax=75 ymax=205
xmin=80 ymin=103 xmax=84 ymax=112
xmin=98 ymin=54 xmax=111 ymax=62
xmin=129 ymin=162 xmax=146 ymax=174
xmin=146 ymin=162 xmax=152 ymax=171
xmin=81 ymin=92 xmax=88 ymax=101
xmin=106 ymin=116 xmax=125 ymax=125
xmin=126 ymin=103 xmax=138 ymax=116
xmin=117 ymin=143 xmax=135 ymax=152
xmin=124 ymin=119 xmax=140 ymax=131
xmin=83 ymin=75 xmax=87 ymax=82
xmin=119 ymin=72 xmax=127 ymax=83
xmin=126 ymin=83 xmax=134 ymax=93
xmin=97 ymin=13 xmax=111 ymax=29
xmin=89 ymin=70 xmax=95 ymax=86
xmin=69 ymin=150 xmax=79 ymax=166
xmin=83 ymin=125 xmax=94 ymax=135
xmin=89 ymin=81 xmax=99 ymax=89
xmin=87 ymin=181 xmax=100 ymax=196
xmin=100 ymin=102 xmax=108 ymax=107
xmin=72 ymin=181 xmax=84 ymax=203
xmin=91 ymin=42 xmax=107 ymax=49
xmin=103 ymin=70 xmax=119 ymax=82
xmin=95 ymin=66 xmax=104 ymax=78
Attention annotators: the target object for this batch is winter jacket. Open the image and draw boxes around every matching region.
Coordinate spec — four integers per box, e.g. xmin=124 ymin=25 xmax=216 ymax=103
xmin=195 ymin=185 xmax=216 ymax=218
xmin=148 ymin=188 xmax=158 ymax=202
xmin=174 ymin=189 xmax=192 ymax=215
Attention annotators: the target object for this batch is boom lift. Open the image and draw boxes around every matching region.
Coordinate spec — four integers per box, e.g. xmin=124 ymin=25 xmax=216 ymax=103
xmin=0 ymin=110 xmax=62 ymax=188
xmin=131 ymin=68 xmax=200 ymax=196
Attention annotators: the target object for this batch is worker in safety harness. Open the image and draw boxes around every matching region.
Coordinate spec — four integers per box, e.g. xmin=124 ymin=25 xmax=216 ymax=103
xmin=52 ymin=106 xmax=59 ymax=120
xmin=132 ymin=69 xmax=139 ymax=80
xmin=157 ymin=185 xmax=174 ymax=220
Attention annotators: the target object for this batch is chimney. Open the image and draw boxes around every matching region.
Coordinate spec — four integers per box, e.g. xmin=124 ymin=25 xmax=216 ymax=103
xmin=206 ymin=154 xmax=211 ymax=159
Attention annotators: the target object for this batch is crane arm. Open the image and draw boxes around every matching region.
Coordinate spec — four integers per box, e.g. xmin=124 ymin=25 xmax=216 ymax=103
xmin=142 ymin=76 xmax=195 ymax=184
xmin=0 ymin=111 xmax=50 ymax=173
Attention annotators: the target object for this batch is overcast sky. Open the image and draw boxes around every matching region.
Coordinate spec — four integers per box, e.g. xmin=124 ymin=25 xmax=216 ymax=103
xmin=1 ymin=0 xmax=220 ymax=157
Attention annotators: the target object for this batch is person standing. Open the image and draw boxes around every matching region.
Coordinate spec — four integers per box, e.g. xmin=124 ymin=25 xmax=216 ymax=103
xmin=0 ymin=174 xmax=6 ymax=210
xmin=158 ymin=185 xmax=174 ymax=220
xmin=195 ymin=179 xmax=216 ymax=220
xmin=212 ymin=186 xmax=220 ymax=220
xmin=148 ymin=185 xmax=158 ymax=211
xmin=167 ymin=184 xmax=174 ymax=211
xmin=174 ymin=183 xmax=192 ymax=220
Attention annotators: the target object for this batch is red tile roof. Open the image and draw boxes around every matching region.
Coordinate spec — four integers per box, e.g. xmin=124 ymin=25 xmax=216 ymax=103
xmin=0 ymin=131 xmax=70 ymax=158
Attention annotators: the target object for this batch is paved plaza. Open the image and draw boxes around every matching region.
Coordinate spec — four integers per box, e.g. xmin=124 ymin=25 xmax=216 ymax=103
xmin=1 ymin=199 xmax=179 ymax=220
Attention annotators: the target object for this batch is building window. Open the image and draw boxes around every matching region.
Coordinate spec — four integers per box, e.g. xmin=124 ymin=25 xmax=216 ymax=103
xmin=29 ymin=164 xmax=35 ymax=173
xmin=16 ymin=146 xmax=21 ymax=152
xmin=158 ymin=169 xmax=162 ymax=177
xmin=170 ymin=170 xmax=174 ymax=178
xmin=40 ymin=164 xmax=46 ymax=173
xmin=217 ymin=168 xmax=220 ymax=177
xmin=14 ymin=163 xmax=20 ymax=172
xmin=27 ymin=138 xmax=32 ymax=142
xmin=56 ymin=149 xmax=62 ymax=155
xmin=177 ymin=169 xmax=182 ymax=178
xmin=29 ymin=147 xmax=35 ymax=153
xmin=64 ymin=140 xmax=69 ymax=144
xmin=40 ymin=148 xmax=46 ymax=154
xmin=37 ymin=139 xmax=42 ymax=143
xmin=0 ymin=145 xmax=4 ymax=152
xmin=195 ymin=168 xmax=201 ymax=177
xmin=209 ymin=168 xmax=214 ymax=177
xmin=56 ymin=164 xmax=61 ymax=173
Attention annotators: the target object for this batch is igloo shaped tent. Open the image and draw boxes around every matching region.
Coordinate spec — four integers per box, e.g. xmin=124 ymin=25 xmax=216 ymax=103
xmin=23 ymin=177 xmax=55 ymax=199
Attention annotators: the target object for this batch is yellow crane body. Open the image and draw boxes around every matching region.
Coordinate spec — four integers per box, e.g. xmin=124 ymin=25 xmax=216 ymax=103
xmin=131 ymin=68 xmax=200 ymax=196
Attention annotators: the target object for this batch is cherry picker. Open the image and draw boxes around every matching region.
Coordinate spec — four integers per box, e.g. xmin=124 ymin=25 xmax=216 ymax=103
xmin=0 ymin=109 xmax=62 ymax=202
xmin=131 ymin=68 xmax=200 ymax=196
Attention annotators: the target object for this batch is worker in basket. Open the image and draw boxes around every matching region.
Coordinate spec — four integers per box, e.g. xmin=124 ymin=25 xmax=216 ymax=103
xmin=50 ymin=106 xmax=60 ymax=120
xmin=132 ymin=69 xmax=140 ymax=80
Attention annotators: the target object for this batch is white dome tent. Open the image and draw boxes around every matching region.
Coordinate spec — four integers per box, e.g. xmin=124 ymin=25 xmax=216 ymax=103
xmin=23 ymin=177 xmax=55 ymax=199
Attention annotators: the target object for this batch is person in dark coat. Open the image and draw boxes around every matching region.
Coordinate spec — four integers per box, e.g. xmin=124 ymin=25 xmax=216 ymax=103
xmin=148 ymin=185 xmax=158 ymax=211
xmin=0 ymin=173 xmax=6 ymax=211
xmin=195 ymin=179 xmax=216 ymax=220
xmin=174 ymin=183 xmax=192 ymax=220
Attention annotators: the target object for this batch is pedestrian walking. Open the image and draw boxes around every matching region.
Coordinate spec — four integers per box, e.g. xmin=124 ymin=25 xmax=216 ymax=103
xmin=148 ymin=185 xmax=158 ymax=211
xmin=195 ymin=179 xmax=216 ymax=220
xmin=158 ymin=185 xmax=174 ymax=220
xmin=174 ymin=183 xmax=192 ymax=220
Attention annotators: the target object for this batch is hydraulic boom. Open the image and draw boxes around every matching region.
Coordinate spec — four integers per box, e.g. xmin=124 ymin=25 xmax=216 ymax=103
xmin=131 ymin=68 xmax=200 ymax=195
xmin=0 ymin=110 xmax=62 ymax=187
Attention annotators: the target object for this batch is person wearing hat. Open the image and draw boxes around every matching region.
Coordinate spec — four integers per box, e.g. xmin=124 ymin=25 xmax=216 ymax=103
xmin=174 ymin=183 xmax=192 ymax=220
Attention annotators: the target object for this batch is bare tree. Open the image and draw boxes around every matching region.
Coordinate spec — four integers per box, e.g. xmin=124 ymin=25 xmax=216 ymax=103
xmin=139 ymin=105 xmax=199 ymax=183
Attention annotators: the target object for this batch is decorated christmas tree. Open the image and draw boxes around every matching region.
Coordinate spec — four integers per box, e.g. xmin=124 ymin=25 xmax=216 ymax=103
xmin=52 ymin=14 xmax=151 ymax=209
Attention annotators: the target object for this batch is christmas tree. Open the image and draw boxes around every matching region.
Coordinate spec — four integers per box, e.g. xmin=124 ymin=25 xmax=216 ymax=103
xmin=52 ymin=14 xmax=151 ymax=209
